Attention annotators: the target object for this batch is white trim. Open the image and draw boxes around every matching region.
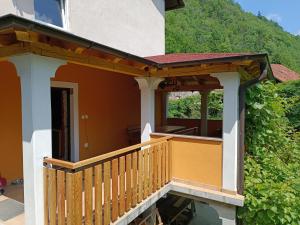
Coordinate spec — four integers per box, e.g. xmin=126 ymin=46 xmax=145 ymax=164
xmin=51 ymin=81 xmax=79 ymax=162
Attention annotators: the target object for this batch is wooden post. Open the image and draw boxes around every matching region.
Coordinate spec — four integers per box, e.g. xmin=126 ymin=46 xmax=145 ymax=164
xmin=200 ymin=91 xmax=209 ymax=136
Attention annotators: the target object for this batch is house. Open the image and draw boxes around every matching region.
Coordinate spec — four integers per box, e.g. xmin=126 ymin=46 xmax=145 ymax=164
xmin=0 ymin=1 xmax=273 ymax=225
xmin=271 ymin=64 xmax=300 ymax=82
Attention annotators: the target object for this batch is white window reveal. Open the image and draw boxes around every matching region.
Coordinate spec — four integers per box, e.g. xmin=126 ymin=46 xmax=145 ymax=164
xmin=34 ymin=0 xmax=68 ymax=28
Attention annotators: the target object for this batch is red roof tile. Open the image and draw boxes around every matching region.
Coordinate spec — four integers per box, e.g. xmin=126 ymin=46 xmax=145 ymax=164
xmin=145 ymin=53 xmax=251 ymax=64
xmin=271 ymin=64 xmax=300 ymax=82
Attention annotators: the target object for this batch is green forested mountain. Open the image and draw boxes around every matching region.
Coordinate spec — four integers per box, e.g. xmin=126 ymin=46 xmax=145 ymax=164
xmin=166 ymin=0 xmax=300 ymax=73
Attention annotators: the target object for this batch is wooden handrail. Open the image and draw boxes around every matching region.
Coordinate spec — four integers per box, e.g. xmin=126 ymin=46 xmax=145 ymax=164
xmin=44 ymin=135 xmax=172 ymax=170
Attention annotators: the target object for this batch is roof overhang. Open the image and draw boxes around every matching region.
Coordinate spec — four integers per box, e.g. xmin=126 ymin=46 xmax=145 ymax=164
xmin=165 ymin=0 xmax=185 ymax=11
xmin=0 ymin=14 xmax=273 ymax=89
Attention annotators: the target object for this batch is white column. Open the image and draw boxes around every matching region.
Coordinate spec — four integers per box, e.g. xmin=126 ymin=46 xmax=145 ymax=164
xmin=212 ymin=72 xmax=240 ymax=192
xmin=9 ymin=54 xmax=66 ymax=225
xmin=135 ymin=77 xmax=164 ymax=142
xmin=200 ymin=91 xmax=209 ymax=136
xmin=209 ymin=202 xmax=237 ymax=225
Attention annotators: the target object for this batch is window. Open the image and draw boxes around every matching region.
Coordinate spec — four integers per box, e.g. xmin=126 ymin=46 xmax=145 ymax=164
xmin=34 ymin=0 xmax=67 ymax=28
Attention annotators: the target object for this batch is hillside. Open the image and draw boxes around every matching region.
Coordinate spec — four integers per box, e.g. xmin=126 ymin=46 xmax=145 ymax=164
xmin=166 ymin=0 xmax=300 ymax=73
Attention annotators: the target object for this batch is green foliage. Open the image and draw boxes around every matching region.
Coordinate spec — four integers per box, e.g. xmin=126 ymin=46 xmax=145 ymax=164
xmin=238 ymin=82 xmax=300 ymax=225
xmin=167 ymin=91 xmax=223 ymax=120
xmin=166 ymin=0 xmax=300 ymax=73
xmin=278 ymin=80 xmax=300 ymax=131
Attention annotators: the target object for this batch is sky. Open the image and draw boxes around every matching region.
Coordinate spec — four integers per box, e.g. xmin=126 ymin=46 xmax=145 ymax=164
xmin=234 ymin=0 xmax=300 ymax=36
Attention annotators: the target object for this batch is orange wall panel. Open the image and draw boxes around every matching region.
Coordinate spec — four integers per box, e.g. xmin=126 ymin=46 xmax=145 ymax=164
xmin=0 ymin=61 xmax=23 ymax=181
xmin=170 ymin=137 xmax=223 ymax=189
xmin=54 ymin=64 xmax=141 ymax=160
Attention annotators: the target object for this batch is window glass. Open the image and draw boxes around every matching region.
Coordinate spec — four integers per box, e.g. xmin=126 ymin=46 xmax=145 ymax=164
xmin=34 ymin=0 xmax=64 ymax=27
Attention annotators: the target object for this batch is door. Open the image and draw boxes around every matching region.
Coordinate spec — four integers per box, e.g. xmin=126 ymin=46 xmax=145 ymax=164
xmin=51 ymin=87 xmax=71 ymax=161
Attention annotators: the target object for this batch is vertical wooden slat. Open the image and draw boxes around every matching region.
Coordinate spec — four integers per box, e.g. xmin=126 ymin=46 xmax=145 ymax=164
xmin=168 ymin=139 xmax=173 ymax=182
xmin=74 ymin=171 xmax=83 ymax=225
xmin=44 ymin=168 xmax=49 ymax=225
xmin=125 ymin=154 xmax=132 ymax=211
xmin=166 ymin=141 xmax=169 ymax=183
xmin=157 ymin=144 xmax=162 ymax=190
xmin=48 ymin=168 xmax=57 ymax=225
xmin=103 ymin=161 xmax=111 ymax=225
xmin=138 ymin=150 xmax=144 ymax=202
xmin=119 ymin=156 xmax=125 ymax=217
xmin=132 ymin=152 xmax=138 ymax=207
xmin=162 ymin=142 xmax=166 ymax=186
xmin=84 ymin=168 xmax=93 ymax=225
xmin=149 ymin=147 xmax=153 ymax=195
xmin=112 ymin=159 xmax=119 ymax=222
xmin=66 ymin=173 xmax=75 ymax=225
xmin=57 ymin=170 xmax=66 ymax=225
xmin=95 ymin=164 xmax=103 ymax=225
xmin=144 ymin=148 xmax=149 ymax=198
xmin=153 ymin=146 xmax=158 ymax=192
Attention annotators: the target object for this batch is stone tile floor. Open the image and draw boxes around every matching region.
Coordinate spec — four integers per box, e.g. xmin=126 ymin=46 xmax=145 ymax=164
xmin=0 ymin=184 xmax=24 ymax=225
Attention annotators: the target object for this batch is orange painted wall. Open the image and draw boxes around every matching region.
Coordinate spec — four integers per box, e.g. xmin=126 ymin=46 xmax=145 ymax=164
xmin=0 ymin=61 xmax=23 ymax=181
xmin=54 ymin=64 xmax=141 ymax=160
xmin=151 ymin=134 xmax=223 ymax=189
xmin=170 ymin=136 xmax=223 ymax=189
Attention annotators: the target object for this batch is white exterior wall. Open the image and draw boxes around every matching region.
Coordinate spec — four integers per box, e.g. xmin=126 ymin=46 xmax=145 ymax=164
xmin=67 ymin=0 xmax=165 ymax=56
xmin=1 ymin=0 xmax=165 ymax=56
xmin=0 ymin=0 xmax=34 ymax=19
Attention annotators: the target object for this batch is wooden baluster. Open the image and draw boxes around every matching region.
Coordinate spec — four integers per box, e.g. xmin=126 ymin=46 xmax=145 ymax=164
xmin=144 ymin=148 xmax=149 ymax=198
xmin=48 ymin=168 xmax=57 ymax=225
xmin=112 ymin=159 xmax=119 ymax=222
xmin=153 ymin=146 xmax=158 ymax=192
xmin=162 ymin=142 xmax=166 ymax=186
xmin=57 ymin=170 xmax=66 ymax=225
xmin=95 ymin=164 xmax=103 ymax=225
xmin=74 ymin=171 xmax=83 ymax=225
xmin=157 ymin=144 xmax=162 ymax=190
xmin=44 ymin=168 xmax=49 ymax=225
xmin=168 ymin=139 xmax=172 ymax=182
xmin=149 ymin=147 xmax=153 ymax=195
xmin=138 ymin=150 xmax=144 ymax=202
xmin=103 ymin=161 xmax=111 ymax=225
xmin=126 ymin=154 xmax=132 ymax=211
xmin=66 ymin=173 xmax=75 ymax=225
xmin=166 ymin=141 xmax=169 ymax=183
xmin=132 ymin=152 xmax=138 ymax=207
xmin=119 ymin=156 xmax=125 ymax=217
xmin=84 ymin=168 xmax=93 ymax=225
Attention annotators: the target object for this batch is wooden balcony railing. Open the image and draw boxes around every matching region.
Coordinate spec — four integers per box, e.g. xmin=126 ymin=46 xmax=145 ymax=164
xmin=43 ymin=136 xmax=172 ymax=225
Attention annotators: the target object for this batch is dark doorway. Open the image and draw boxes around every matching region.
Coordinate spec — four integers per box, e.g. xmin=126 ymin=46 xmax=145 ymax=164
xmin=51 ymin=87 xmax=71 ymax=161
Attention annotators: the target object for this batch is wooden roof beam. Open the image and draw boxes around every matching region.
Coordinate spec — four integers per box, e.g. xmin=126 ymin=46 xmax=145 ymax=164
xmin=152 ymin=64 xmax=239 ymax=77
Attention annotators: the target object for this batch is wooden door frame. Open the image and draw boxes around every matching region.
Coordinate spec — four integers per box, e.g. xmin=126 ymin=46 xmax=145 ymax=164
xmin=51 ymin=81 xmax=79 ymax=162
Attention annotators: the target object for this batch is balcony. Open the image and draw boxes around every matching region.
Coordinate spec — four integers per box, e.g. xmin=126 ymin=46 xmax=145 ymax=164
xmin=43 ymin=134 xmax=242 ymax=225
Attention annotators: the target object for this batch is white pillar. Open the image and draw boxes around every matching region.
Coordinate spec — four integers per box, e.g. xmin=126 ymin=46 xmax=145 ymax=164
xmin=212 ymin=72 xmax=240 ymax=192
xmin=9 ymin=54 xmax=66 ymax=225
xmin=135 ymin=77 xmax=164 ymax=142
xmin=200 ymin=91 xmax=209 ymax=136
xmin=209 ymin=202 xmax=237 ymax=225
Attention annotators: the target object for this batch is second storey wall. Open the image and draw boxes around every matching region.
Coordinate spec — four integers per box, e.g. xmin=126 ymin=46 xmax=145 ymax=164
xmin=68 ymin=0 xmax=165 ymax=57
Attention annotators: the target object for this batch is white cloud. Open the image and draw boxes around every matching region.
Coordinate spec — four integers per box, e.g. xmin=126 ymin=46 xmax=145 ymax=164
xmin=295 ymin=30 xmax=300 ymax=36
xmin=266 ymin=13 xmax=282 ymax=23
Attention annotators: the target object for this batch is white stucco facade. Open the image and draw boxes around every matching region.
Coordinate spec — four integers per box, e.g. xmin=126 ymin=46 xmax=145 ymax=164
xmin=68 ymin=0 xmax=165 ymax=57
xmin=0 ymin=0 xmax=34 ymax=19
xmin=1 ymin=0 xmax=165 ymax=57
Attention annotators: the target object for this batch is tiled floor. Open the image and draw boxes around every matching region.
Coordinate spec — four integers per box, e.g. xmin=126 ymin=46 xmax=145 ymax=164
xmin=0 ymin=184 xmax=24 ymax=225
